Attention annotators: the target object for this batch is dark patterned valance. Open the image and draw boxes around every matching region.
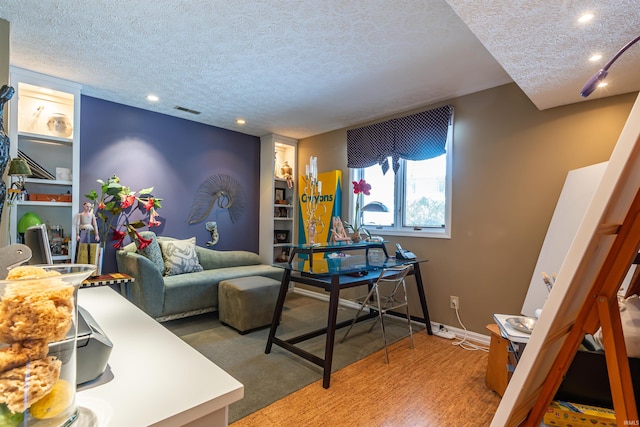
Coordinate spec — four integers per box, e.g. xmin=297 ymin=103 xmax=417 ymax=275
xmin=347 ymin=105 xmax=453 ymax=174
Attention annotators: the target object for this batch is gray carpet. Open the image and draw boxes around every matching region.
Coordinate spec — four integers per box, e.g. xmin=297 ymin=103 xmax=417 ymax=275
xmin=163 ymin=291 xmax=420 ymax=423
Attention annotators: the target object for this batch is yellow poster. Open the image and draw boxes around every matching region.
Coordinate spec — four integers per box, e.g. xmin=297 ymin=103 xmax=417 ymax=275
xmin=298 ymin=169 xmax=342 ymax=248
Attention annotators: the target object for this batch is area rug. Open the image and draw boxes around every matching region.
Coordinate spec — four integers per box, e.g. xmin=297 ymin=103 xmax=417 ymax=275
xmin=163 ymin=291 xmax=421 ymax=423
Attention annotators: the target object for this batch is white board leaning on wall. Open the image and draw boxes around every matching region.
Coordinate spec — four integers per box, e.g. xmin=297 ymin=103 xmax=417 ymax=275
xmin=521 ymin=162 xmax=608 ymax=317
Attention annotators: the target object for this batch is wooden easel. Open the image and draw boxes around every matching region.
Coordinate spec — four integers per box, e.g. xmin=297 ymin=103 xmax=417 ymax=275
xmin=521 ymin=188 xmax=640 ymax=426
xmin=491 ymin=94 xmax=640 ymax=427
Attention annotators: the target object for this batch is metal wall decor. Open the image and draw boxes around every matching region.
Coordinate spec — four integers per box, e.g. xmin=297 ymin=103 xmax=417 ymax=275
xmin=187 ymin=174 xmax=245 ymax=224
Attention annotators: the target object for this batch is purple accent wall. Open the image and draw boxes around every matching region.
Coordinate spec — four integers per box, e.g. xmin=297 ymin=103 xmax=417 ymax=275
xmin=80 ymin=96 xmax=260 ymax=272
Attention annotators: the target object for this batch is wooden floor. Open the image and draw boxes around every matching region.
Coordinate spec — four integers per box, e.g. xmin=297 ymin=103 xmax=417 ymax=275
xmin=231 ymin=332 xmax=501 ymax=426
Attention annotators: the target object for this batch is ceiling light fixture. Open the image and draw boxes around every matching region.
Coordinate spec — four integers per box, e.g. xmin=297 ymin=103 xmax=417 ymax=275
xmin=589 ymin=54 xmax=602 ymax=62
xmin=581 ymin=34 xmax=640 ymax=97
xmin=578 ymin=13 xmax=594 ymax=23
xmin=236 ymin=119 xmax=246 ymax=125
xmin=146 ymin=94 xmax=159 ymax=102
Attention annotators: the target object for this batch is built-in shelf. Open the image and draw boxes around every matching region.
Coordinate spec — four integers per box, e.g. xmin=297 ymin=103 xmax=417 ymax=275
xmin=25 ymin=178 xmax=73 ymax=186
xmin=260 ymin=134 xmax=298 ymax=265
xmin=7 ymin=67 xmax=81 ymax=262
xmin=16 ymin=201 xmax=73 ymax=207
xmin=18 ymin=132 xmax=73 ymax=146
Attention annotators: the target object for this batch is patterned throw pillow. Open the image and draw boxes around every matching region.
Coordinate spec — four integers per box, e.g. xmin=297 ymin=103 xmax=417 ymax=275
xmin=135 ymin=231 xmax=164 ymax=274
xmin=159 ymin=237 xmax=204 ymax=276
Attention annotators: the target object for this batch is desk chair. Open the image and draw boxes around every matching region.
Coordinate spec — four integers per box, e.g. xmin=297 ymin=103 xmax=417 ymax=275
xmin=341 ymin=264 xmax=414 ymax=363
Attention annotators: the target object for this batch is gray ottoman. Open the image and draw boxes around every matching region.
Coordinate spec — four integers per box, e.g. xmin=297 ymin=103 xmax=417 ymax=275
xmin=218 ymin=276 xmax=281 ymax=334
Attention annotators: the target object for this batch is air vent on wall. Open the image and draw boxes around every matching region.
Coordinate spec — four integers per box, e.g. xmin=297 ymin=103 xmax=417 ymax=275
xmin=174 ymin=106 xmax=201 ymax=115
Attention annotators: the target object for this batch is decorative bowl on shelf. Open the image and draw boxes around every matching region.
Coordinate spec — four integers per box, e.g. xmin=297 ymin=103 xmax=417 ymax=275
xmin=46 ymin=113 xmax=73 ymax=138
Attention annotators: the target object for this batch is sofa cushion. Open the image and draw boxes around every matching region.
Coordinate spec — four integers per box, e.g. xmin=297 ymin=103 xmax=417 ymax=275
xmin=159 ymin=237 xmax=204 ymax=276
xmin=197 ymin=247 xmax=262 ymax=270
xmin=136 ymin=231 xmax=164 ymax=273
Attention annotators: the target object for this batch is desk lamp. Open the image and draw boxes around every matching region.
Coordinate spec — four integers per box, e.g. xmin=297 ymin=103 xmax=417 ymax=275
xmin=361 ymin=201 xmax=389 ymax=225
xmin=581 ymin=34 xmax=640 ymax=97
xmin=8 ymin=158 xmax=31 ymax=191
xmin=361 ymin=201 xmax=389 ymax=213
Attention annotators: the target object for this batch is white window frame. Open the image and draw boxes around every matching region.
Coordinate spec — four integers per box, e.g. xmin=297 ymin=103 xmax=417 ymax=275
xmin=348 ymin=126 xmax=453 ymax=239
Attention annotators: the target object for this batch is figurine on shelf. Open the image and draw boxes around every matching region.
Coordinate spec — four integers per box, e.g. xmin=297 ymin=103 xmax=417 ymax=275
xmin=280 ymin=161 xmax=294 ymax=189
xmin=275 ymin=249 xmax=289 ymax=263
xmin=76 ymin=202 xmax=99 ymax=243
xmin=329 ymin=216 xmax=351 ymax=244
xmin=76 ymin=202 xmax=100 ymax=265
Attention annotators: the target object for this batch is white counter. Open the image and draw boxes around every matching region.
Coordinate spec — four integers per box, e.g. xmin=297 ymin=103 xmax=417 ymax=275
xmin=76 ymin=287 xmax=244 ymax=426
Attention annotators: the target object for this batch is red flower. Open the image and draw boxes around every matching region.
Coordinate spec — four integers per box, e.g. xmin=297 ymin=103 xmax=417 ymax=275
xmin=111 ymin=229 xmax=126 ymax=249
xmin=120 ymin=193 xmax=136 ymax=209
xmin=352 ymin=179 xmax=371 ymax=195
xmin=97 ymin=201 xmax=105 ymax=210
xmin=144 ymin=197 xmax=155 ymax=211
xmin=148 ymin=210 xmax=162 ymax=227
xmin=134 ymin=229 xmax=152 ymax=250
xmin=112 ymin=229 xmax=126 ymax=240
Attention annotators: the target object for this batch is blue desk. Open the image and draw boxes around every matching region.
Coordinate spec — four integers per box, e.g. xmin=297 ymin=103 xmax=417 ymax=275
xmin=265 ymin=242 xmax=431 ymax=388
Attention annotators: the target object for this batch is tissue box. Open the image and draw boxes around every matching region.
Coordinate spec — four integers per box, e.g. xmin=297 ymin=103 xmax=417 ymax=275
xmin=544 ymin=400 xmax=616 ymax=427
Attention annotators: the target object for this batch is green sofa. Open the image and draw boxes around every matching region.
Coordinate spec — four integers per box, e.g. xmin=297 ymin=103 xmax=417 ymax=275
xmin=116 ymin=236 xmax=283 ymax=322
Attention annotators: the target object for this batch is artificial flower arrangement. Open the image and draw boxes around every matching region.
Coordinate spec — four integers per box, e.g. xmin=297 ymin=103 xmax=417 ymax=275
xmin=84 ymin=175 xmax=162 ymax=249
xmin=344 ymin=178 xmax=372 ymax=240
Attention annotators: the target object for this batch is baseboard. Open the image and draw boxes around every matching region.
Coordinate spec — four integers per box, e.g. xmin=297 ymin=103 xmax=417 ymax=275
xmin=292 ymin=288 xmax=491 ymax=346
xmin=430 ymin=321 xmax=491 ymax=346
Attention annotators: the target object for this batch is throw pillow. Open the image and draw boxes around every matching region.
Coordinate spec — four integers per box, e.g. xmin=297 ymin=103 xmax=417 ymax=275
xmin=159 ymin=237 xmax=204 ymax=276
xmin=135 ymin=231 xmax=164 ymax=274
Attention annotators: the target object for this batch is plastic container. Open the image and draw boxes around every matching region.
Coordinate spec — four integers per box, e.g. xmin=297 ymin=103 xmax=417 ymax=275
xmin=0 ymin=264 xmax=95 ymax=426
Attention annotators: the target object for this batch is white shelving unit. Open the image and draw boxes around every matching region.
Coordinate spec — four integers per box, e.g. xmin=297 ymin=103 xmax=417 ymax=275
xmin=7 ymin=67 xmax=81 ymax=262
xmin=259 ymin=134 xmax=297 ymax=265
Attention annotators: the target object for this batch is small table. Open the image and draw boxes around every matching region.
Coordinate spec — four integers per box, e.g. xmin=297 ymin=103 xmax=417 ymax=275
xmin=265 ymin=242 xmax=432 ymax=388
xmin=486 ymin=314 xmax=534 ymax=396
xmin=81 ymin=272 xmax=135 ymax=298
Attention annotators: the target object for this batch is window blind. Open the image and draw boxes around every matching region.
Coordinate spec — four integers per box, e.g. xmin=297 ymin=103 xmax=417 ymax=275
xmin=347 ymin=105 xmax=453 ymax=174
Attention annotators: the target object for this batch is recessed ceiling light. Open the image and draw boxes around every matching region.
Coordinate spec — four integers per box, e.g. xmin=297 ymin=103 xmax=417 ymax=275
xmin=597 ymin=82 xmax=608 ymax=88
xmin=589 ymin=54 xmax=602 ymax=62
xmin=236 ymin=119 xmax=246 ymax=125
xmin=578 ymin=13 xmax=594 ymax=23
xmin=146 ymin=94 xmax=159 ymax=102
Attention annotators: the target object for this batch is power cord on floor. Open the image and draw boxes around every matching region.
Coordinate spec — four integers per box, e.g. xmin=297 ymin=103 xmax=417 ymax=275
xmin=451 ymin=304 xmax=490 ymax=352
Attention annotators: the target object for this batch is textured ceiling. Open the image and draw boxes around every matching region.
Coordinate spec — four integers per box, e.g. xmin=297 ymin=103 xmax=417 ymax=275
xmin=0 ymin=1 xmax=637 ymax=140
xmin=446 ymin=0 xmax=640 ymax=110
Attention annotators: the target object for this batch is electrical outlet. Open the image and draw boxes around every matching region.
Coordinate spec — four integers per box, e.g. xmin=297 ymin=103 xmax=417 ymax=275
xmin=450 ymin=296 xmax=459 ymax=309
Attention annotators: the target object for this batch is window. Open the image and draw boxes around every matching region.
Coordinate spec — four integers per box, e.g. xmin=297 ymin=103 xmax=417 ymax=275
xmin=350 ymin=126 xmax=452 ymax=238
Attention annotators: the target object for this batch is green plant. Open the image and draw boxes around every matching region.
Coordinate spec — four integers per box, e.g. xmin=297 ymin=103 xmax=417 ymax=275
xmin=84 ymin=175 xmax=162 ymax=249
xmin=344 ymin=178 xmax=372 ymax=239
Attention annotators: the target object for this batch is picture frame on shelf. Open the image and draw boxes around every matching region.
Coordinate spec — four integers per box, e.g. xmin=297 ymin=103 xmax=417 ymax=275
xmin=274 ymin=188 xmax=285 ymax=204
xmin=274 ymin=230 xmax=289 ymax=244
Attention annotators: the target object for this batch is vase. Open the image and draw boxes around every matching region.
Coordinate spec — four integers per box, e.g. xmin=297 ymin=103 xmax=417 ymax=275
xmin=351 ymin=231 xmax=362 ymax=243
xmin=46 ymin=113 xmax=73 ymax=138
xmin=308 ymin=221 xmax=316 ymax=244
xmin=0 ymin=264 xmax=95 ymax=426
